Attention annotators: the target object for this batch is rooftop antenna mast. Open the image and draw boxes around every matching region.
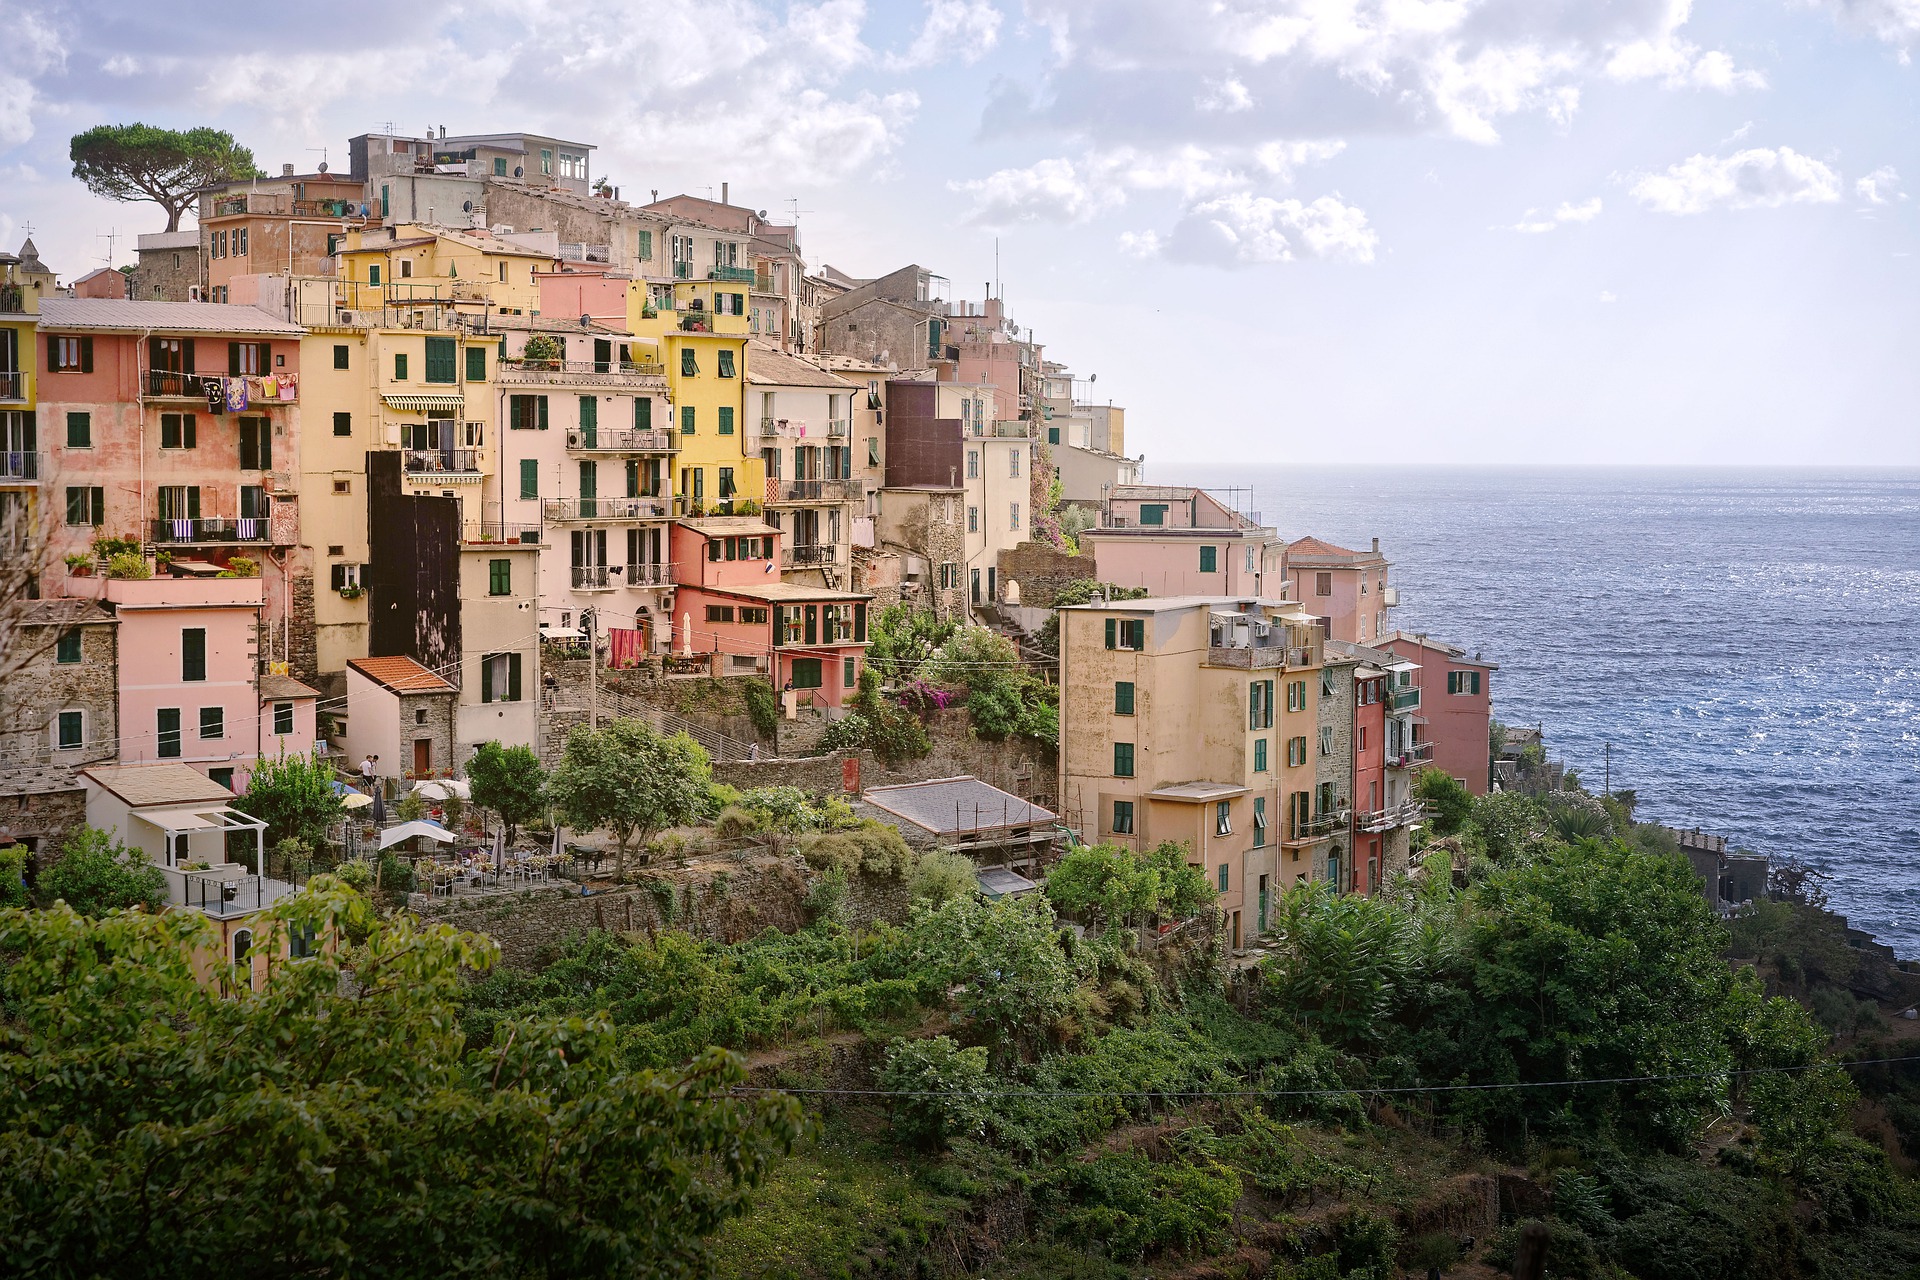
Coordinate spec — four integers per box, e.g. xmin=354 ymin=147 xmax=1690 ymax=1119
xmin=993 ymin=236 xmax=1000 ymax=299
xmin=786 ymin=197 xmax=813 ymax=225
xmin=306 ymin=146 xmax=330 ymax=172
xmin=96 ymin=228 xmax=120 ymax=266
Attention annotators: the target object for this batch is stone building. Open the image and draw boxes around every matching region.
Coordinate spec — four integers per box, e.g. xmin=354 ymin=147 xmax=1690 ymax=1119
xmin=342 ymin=655 xmax=459 ymax=781
xmin=131 ymin=231 xmax=202 ymax=302
xmin=0 ymin=598 xmax=120 ymax=857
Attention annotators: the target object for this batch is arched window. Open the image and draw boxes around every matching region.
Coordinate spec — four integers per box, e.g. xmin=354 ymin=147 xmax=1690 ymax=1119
xmin=232 ymin=928 xmax=252 ymax=964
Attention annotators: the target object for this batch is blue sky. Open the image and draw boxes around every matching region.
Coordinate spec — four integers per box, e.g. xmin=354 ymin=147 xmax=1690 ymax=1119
xmin=4 ymin=0 xmax=1916 ymax=465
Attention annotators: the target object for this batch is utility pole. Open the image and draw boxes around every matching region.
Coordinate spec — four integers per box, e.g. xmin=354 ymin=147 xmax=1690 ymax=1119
xmin=582 ymin=608 xmax=599 ymax=730
xmin=1604 ymin=741 xmax=1612 ymax=798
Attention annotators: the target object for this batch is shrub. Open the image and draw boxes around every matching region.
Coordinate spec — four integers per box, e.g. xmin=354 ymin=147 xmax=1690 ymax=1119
xmin=908 ymin=850 xmax=978 ymax=907
xmin=0 ymin=844 xmax=28 ymax=909
xmin=879 ymin=1035 xmax=992 ymax=1148
xmin=1049 ymin=1151 xmax=1239 ymax=1260
xmin=377 ymin=852 xmax=416 ymax=893
xmin=334 ymin=859 xmax=374 ymax=893
xmin=803 ymin=867 xmax=850 ymax=925
xmin=394 ymin=790 xmax=428 ymax=824
xmin=742 ymin=681 xmax=779 ymax=739
xmin=800 ymin=821 xmax=915 ymax=879
xmin=521 ymin=334 xmax=561 ymax=363
xmin=714 ymin=805 xmax=768 ymax=842
xmin=217 ymin=555 xmax=260 ymax=578
xmin=35 ymin=828 xmax=168 ymax=915
xmin=104 ymin=552 xmax=151 ymax=580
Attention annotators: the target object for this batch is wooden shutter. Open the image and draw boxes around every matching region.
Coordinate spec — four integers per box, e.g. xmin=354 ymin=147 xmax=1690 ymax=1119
xmin=466 ymin=346 xmax=486 ymax=380
xmin=520 ymin=459 xmax=538 ymax=499
xmin=480 ymin=657 xmax=494 ymax=703
xmin=1105 ymin=618 xmax=1116 ymax=649
xmin=635 ymin=397 xmax=651 ymax=429
xmin=507 ymin=653 xmax=523 ymax=702
xmin=579 ymin=395 xmax=597 ymax=430
xmin=538 ymin=396 xmax=549 ymax=430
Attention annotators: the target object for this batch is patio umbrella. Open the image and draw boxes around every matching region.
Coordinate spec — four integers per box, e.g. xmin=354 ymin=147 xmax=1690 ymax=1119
xmin=371 ymin=787 xmax=386 ymax=825
xmin=376 ymin=820 xmax=457 ymax=852
xmin=412 ymin=779 xmax=472 ymax=801
xmin=341 ymin=791 xmax=374 ymax=810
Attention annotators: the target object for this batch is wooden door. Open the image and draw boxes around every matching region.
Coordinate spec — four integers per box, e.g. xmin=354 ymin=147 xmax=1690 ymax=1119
xmin=413 ymin=738 xmax=432 ymax=775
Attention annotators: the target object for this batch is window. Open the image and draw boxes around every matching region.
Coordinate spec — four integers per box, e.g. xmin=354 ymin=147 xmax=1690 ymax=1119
xmin=1216 ymin=801 xmax=1232 ymax=836
xmin=1112 ymin=800 xmax=1134 ymax=835
xmin=966 ymin=450 xmax=978 ymax=479
xmin=65 ymin=486 xmax=104 ymax=526
xmin=228 ymin=341 xmax=269 ymax=375
xmin=333 ymin=411 xmax=351 ymax=437
xmin=55 ymin=630 xmax=81 ymax=663
xmin=1321 ymin=669 xmax=1335 ymax=697
xmin=1103 ymin=618 xmax=1145 ymax=651
xmin=938 ymin=562 xmax=958 ymax=590
xmin=393 ymin=352 xmax=408 ymax=380
xmin=199 ymin=706 xmax=224 ymax=740
xmin=498 ymin=262 xmax=507 ymax=283
xmin=718 ymin=467 xmax=735 ymax=499
xmin=1315 ymin=572 xmax=1333 ymax=596
xmin=1010 ymin=450 xmax=1021 ymax=477
xmin=332 ymin=343 xmax=350 ymax=370
xmin=1447 ymin=670 xmax=1483 ymax=696
xmin=238 ymin=417 xmax=272 ymax=469
xmin=51 ymin=335 xmax=93 ymax=373
xmin=1200 ymin=545 xmax=1218 ymax=573
xmin=519 ymin=459 xmax=538 ymax=499
xmin=66 ymin=412 xmax=90 ymax=448
xmin=1254 ymin=738 xmax=1268 ymax=772
xmin=1249 ymin=679 xmax=1274 ymax=729
xmin=1247 ymin=546 xmax=1256 ymax=573
xmin=159 ymin=413 xmax=197 ymax=450
xmin=717 ymin=349 xmax=736 ymax=377
xmin=578 ymin=395 xmax=598 ymax=434
xmin=637 ymin=229 xmax=653 ymax=261
xmin=368 ymin=264 xmax=380 ymax=286
xmin=1253 ymin=797 xmax=1268 ymax=848
xmin=494 ymin=156 xmax=508 ymax=176
xmin=332 ymin=479 xmax=351 ymax=495
xmin=705 ymin=605 xmax=736 ymax=623
xmin=680 ymin=348 xmax=698 ymax=377
xmin=681 ymin=406 xmax=696 ymax=434
xmin=967 ymin=506 xmax=978 ymax=533
xmin=1286 ymin=736 xmax=1306 ymax=767
xmin=1286 ymin=680 xmax=1307 ymax=712
xmin=56 ymin=710 xmax=83 ymax=751
xmin=488 ymin=558 xmax=512 ymax=596
xmin=1139 ymin=503 xmax=1167 ymax=526
xmin=466 ymin=346 xmax=486 ymax=381
xmin=718 ymin=406 xmax=734 ymax=435
xmin=181 ymin=628 xmax=207 ymax=682
xmin=867 ymin=436 xmax=880 ymax=467
xmin=273 ymin=702 xmax=294 ymax=736
xmin=479 ymin=652 xmax=524 ymax=703
xmin=1010 ymin=502 xmax=1020 ymax=530
xmin=509 ymin=395 xmax=549 ymax=430
xmin=540 ymin=148 xmax=554 ymax=175
xmin=1217 ymin=862 xmax=1229 ymax=892
xmin=424 ymin=337 xmax=456 ymax=383
xmin=234 ymin=228 xmax=247 ymax=256
xmin=790 ymin=657 xmax=824 ymax=690
xmin=1114 ymin=681 xmax=1135 ymax=715
xmin=1318 ymin=726 xmax=1333 ymax=757
xmin=1358 ymin=726 xmax=1368 ymax=752
xmin=289 ymin=922 xmax=318 ymax=959
xmin=157 ymin=708 xmax=182 ymax=758
xmin=1113 ymin=742 xmax=1134 ymax=778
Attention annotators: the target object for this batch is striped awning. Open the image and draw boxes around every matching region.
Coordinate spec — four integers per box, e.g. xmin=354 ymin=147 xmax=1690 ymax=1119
xmin=381 ymin=394 xmax=467 ymax=412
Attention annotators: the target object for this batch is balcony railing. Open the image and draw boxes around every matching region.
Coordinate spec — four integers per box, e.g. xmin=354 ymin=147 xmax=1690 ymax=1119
xmin=677 ymin=310 xmax=741 ymax=332
xmin=498 ymin=358 xmax=665 ymax=384
xmin=709 ymin=265 xmax=755 ymax=283
xmin=1385 ymin=742 xmax=1435 ymax=769
xmin=0 ymin=370 xmax=23 ymax=399
xmin=1206 ymin=644 xmax=1314 ymax=670
xmin=403 ymin=449 xmax=481 ymax=475
xmin=765 ymin=478 xmax=859 ymax=504
xmin=542 ymin=497 xmax=669 ymax=522
xmin=571 ymin=565 xmax=612 ymax=590
xmin=1357 ymin=800 xmax=1424 ymax=833
xmin=463 ymin=522 xmax=542 ymax=545
xmin=753 ymin=273 xmax=777 ymax=294
xmin=145 ymin=371 xmax=220 ymax=400
xmin=826 ymin=417 xmax=850 ymax=437
xmin=673 ymin=261 xmax=694 ymax=279
xmin=0 ymin=451 xmax=40 ymax=482
xmin=151 ymin=517 xmax=272 ymax=544
xmin=623 ymin=562 xmax=674 ymax=587
xmin=1390 ymin=686 xmax=1421 ymax=712
xmin=566 ymin=428 xmax=674 ymax=453
xmin=782 ymin=544 xmax=836 ymax=568
xmin=1282 ymin=814 xmax=1346 ymax=845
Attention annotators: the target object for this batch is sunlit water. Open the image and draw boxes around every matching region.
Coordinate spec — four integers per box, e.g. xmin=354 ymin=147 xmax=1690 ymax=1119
xmin=1153 ymin=465 xmax=1920 ymax=957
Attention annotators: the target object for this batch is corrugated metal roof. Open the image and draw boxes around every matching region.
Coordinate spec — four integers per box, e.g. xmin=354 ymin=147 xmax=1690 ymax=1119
xmin=863 ymin=776 xmax=1057 ymax=835
xmin=38 ymin=298 xmax=305 ymax=335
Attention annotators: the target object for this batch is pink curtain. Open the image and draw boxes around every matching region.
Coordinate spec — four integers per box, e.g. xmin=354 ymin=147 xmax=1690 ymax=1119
xmin=607 ymin=626 xmax=645 ymax=669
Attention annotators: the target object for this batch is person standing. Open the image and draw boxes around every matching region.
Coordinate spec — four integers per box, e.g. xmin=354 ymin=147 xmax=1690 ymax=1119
xmin=359 ymin=754 xmax=376 ymax=789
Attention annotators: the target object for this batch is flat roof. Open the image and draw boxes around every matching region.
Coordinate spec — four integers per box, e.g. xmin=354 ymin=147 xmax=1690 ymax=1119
xmin=81 ymin=763 xmax=235 ymax=808
xmin=38 ymin=298 xmax=305 ymax=336
xmin=1059 ymin=595 xmax=1293 ymax=614
xmin=704 ymin=581 xmax=871 ymax=604
xmin=864 ymin=776 xmax=1058 ymax=835
xmin=1147 ymin=781 xmax=1250 ymax=802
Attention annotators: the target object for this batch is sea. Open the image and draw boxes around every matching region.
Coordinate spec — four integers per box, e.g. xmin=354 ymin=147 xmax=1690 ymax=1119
xmin=1154 ymin=465 xmax=1920 ymax=959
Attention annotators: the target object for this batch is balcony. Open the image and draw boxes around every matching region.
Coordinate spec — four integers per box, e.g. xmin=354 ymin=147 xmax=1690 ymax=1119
xmin=463 ymin=522 xmax=542 ymax=546
xmin=0 ymin=451 xmax=40 ymax=483
xmin=709 ymin=265 xmax=755 ymax=283
xmin=403 ymin=449 xmax=482 ymax=476
xmin=753 ymin=273 xmax=777 ymax=294
xmin=570 ymin=565 xmax=613 ymax=591
xmin=1385 ymin=742 xmax=1434 ymax=770
xmin=542 ymin=497 xmax=670 ymax=523
xmin=151 ymin=517 xmax=272 ymax=545
xmin=782 ymin=544 xmax=838 ymax=568
xmin=0 ymin=370 xmax=24 ymax=400
xmin=1281 ymin=814 xmax=1346 ymax=846
xmin=497 ymin=358 xmax=665 ymax=387
xmin=765 ymin=477 xmax=859 ymax=505
xmin=826 ymin=417 xmax=850 ymax=438
xmin=677 ymin=310 xmax=746 ymax=333
xmin=566 ymin=428 xmax=675 ymax=453
xmin=1357 ymin=800 xmax=1424 ymax=833
xmin=144 ymin=371 xmax=220 ymax=401
xmin=1389 ymin=686 xmax=1421 ymax=712
xmin=1206 ymin=644 xmax=1315 ymax=670
xmin=623 ymin=562 xmax=674 ymax=587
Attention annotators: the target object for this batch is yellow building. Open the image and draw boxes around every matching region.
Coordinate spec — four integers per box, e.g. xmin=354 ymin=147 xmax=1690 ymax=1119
xmin=0 ymin=238 xmax=55 ymax=548
xmin=336 ymin=223 xmax=554 ymax=320
xmin=624 ymin=297 xmax=754 ymax=516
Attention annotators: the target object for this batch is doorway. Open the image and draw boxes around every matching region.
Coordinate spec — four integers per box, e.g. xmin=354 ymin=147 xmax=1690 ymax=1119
xmin=413 ymin=738 xmax=433 ymax=775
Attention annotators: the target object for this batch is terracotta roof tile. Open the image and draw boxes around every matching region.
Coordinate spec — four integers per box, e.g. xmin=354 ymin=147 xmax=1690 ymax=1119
xmin=347 ymin=655 xmax=457 ymax=694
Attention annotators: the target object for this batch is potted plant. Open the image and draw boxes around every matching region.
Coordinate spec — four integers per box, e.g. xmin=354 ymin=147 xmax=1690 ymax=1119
xmin=64 ymin=552 xmax=94 ymax=577
xmin=104 ymin=552 xmax=151 ymax=580
xmin=521 ymin=334 xmax=562 ymax=370
xmin=339 ymin=585 xmax=364 ymax=600
xmin=217 ymin=555 xmax=261 ymax=578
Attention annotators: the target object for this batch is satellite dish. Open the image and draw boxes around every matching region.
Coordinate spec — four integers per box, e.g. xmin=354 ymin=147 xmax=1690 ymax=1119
xmin=513 ymin=166 xmax=524 ymax=178
xmin=462 ymin=200 xmax=473 ymax=213
xmin=317 ymin=161 xmax=329 ymax=174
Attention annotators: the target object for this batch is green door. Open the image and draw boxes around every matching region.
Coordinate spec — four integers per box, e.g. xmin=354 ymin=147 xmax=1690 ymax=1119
xmin=578 ymin=460 xmax=597 ymax=519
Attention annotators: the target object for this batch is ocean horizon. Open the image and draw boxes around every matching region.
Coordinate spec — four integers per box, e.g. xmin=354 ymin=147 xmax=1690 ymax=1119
xmin=1151 ymin=463 xmax=1920 ymax=957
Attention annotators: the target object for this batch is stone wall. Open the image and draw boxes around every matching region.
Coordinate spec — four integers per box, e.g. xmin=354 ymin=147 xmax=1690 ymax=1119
xmin=0 ymin=784 xmax=88 ymax=862
xmin=997 ymin=540 xmax=1097 ymax=609
xmin=397 ymin=691 xmax=459 ymax=777
xmin=130 ymin=245 xmax=202 ymax=302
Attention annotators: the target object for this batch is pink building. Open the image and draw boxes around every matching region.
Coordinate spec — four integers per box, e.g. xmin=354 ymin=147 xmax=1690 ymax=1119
xmin=36 ymin=299 xmax=307 ymax=671
xmin=1081 ymin=486 xmax=1287 ymax=599
xmin=1283 ymin=536 xmax=1396 ymax=645
xmin=667 ymin=516 xmax=869 ymax=707
xmin=92 ymin=576 xmax=266 ymax=792
xmin=1381 ymin=632 xmax=1495 ymax=795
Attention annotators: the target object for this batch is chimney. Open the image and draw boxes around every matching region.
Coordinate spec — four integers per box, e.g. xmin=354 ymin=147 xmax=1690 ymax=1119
xmin=721 ymin=182 xmax=729 ymax=205
xmin=282 ymin=163 xmax=295 ymax=177
xmin=1371 ymin=536 xmax=1380 ymax=553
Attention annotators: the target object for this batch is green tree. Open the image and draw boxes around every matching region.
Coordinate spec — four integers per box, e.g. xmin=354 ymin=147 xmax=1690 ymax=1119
xmin=913 ymin=894 xmax=1080 ymax=1063
xmin=0 ymin=881 xmax=803 ymax=1276
xmin=548 ymin=719 xmax=712 ymax=881
xmin=0 ymin=844 xmax=27 ymax=909
xmin=467 ymin=740 xmax=548 ymax=842
xmin=908 ymin=850 xmax=980 ymax=907
xmin=1261 ymin=879 xmax=1418 ymax=1048
xmin=879 ymin=1035 xmax=993 ymax=1149
xmin=1413 ymin=768 xmax=1474 ymax=836
xmin=865 ymin=603 xmax=959 ymax=682
xmin=232 ymin=751 xmax=342 ymax=851
xmin=69 ymin=123 xmax=260 ymax=232
xmin=1044 ymin=840 xmax=1214 ymax=931
xmin=34 ymin=827 xmax=166 ymax=916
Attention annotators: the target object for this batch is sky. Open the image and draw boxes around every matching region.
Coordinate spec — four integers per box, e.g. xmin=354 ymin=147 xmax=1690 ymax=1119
xmin=3 ymin=0 xmax=1917 ymax=466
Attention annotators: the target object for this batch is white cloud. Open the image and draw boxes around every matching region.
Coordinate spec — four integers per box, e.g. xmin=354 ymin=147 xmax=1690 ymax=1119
xmin=0 ymin=8 xmax=65 ymax=151
xmin=1631 ymin=147 xmax=1842 ymax=215
xmin=1599 ymin=290 xmax=1618 ymax=302
xmin=886 ymin=0 xmax=1002 ymax=71
xmin=1196 ymin=77 xmax=1253 ymax=113
xmin=1809 ymin=0 xmax=1920 ymax=55
xmin=953 ymin=157 xmax=1120 ymax=225
xmin=1509 ymin=197 xmax=1603 ymax=233
xmin=1156 ymin=193 xmax=1379 ymax=267
xmin=954 ymin=140 xmax=1342 ymax=225
xmin=1606 ymin=39 xmax=1767 ymax=91
xmin=1856 ymin=165 xmax=1904 ymax=203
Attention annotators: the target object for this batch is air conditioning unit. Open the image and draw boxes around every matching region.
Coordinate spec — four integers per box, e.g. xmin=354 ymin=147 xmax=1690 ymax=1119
xmin=566 ymin=431 xmax=580 ymax=448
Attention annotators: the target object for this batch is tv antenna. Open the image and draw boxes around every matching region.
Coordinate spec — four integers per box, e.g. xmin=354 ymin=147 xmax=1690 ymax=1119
xmin=786 ymin=197 xmax=813 ymax=224
xmin=307 ymin=146 xmax=330 ymax=172
xmin=96 ymin=228 xmax=120 ymax=266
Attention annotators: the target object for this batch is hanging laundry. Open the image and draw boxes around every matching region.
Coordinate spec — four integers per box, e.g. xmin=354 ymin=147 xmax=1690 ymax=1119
xmin=225 ymin=377 xmax=248 ymax=412
xmin=276 ymin=372 xmax=297 ymax=401
xmin=205 ymin=380 xmax=226 ymax=415
xmin=259 ymin=374 xmax=278 ymax=399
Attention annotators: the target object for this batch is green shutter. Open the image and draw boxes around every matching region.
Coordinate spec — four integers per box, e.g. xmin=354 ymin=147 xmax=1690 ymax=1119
xmin=718 ymin=406 xmax=734 ymax=435
xmin=393 ymin=351 xmax=406 ymax=379
xmin=1105 ymin=618 xmax=1116 ymax=650
xmin=157 ymin=708 xmax=182 ymax=758
xmin=681 ymin=348 xmax=698 ymax=376
xmin=425 ymin=338 xmax=456 ymax=383
xmin=466 ymin=346 xmax=486 ymax=380
xmin=538 ymin=396 xmax=549 ymax=430
xmin=66 ymin=412 xmax=90 ymax=447
xmin=181 ymin=629 xmax=206 ymax=682
xmin=507 ymin=653 xmax=523 ymax=702
xmin=489 ymin=558 xmax=511 ymax=595
xmin=579 ymin=395 xmax=597 ymax=430
xmin=638 ymin=230 xmax=652 ymax=260
xmin=1115 ymin=681 xmax=1134 ymax=715
xmin=1114 ymin=742 xmax=1133 ymax=777
xmin=635 ymin=397 xmax=651 ymax=429
xmin=1200 ymin=545 xmax=1217 ymax=573
xmin=681 ymin=406 xmax=695 ymax=434
xmin=519 ymin=459 xmax=538 ymax=499
xmin=1254 ymin=739 xmax=1268 ymax=772
xmin=481 ymin=657 xmax=494 ymax=704
xmin=56 ymin=630 xmax=81 ymax=663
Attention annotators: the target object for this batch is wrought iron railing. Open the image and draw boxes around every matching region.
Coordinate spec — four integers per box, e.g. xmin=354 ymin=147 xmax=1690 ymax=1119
xmin=0 ymin=451 xmax=40 ymax=481
xmin=403 ymin=449 xmax=481 ymax=475
xmin=151 ymin=517 xmax=271 ymax=543
xmin=542 ymin=497 xmax=669 ymax=522
xmin=571 ymin=565 xmax=611 ymax=590
xmin=0 ymin=371 xmax=24 ymax=399
xmin=709 ymin=265 xmax=755 ymax=283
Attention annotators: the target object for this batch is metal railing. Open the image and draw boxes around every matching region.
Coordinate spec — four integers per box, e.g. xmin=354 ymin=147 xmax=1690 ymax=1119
xmin=566 ymin=428 xmax=674 ymax=453
xmin=753 ymin=273 xmax=777 ymax=293
xmin=597 ymin=688 xmax=758 ymax=762
xmin=1356 ymin=800 xmax=1424 ymax=832
xmin=709 ymin=265 xmax=755 ymax=283
xmin=145 ymin=371 xmax=219 ymax=399
xmin=623 ymin=561 xmax=674 ymax=586
xmin=1390 ymin=686 xmax=1421 ymax=712
xmin=1283 ymin=813 xmax=1346 ymax=845
xmin=766 ymin=478 xmax=858 ymax=504
xmin=677 ymin=311 xmax=738 ymax=332
xmin=571 ymin=565 xmax=612 ymax=590
xmin=1206 ymin=644 xmax=1312 ymax=670
xmin=782 ymin=544 xmax=836 ymax=567
xmin=542 ymin=497 xmax=669 ymax=522
xmin=151 ymin=517 xmax=272 ymax=544
xmin=403 ymin=449 xmax=481 ymax=475
xmin=498 ymin=358 xmax=665 ymax=382
xmin=673 ymin=261 xmax=694 ymax=279
xmin=826 ymin=417 xmax=850 ymax=437
xmin=464 ymin=522 xmax=542 ymax=545
xmin=0 ymin=371 xmax=23 ymax=399
xmin=0 ymin=451 xmax=40 ymax=481
xmin=1385 ymin=742 xmax=1435 ymax=768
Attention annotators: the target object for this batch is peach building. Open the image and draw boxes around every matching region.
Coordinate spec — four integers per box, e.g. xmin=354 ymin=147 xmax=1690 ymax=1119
xmin=1082 ymin=486 xmax=1287 ymax=600
xmin=1058 ymin=596 xmax=1326 ymax=949
xmin=1382 ymin=632 xmax=1496 ymax=795
xmin=1283 ymin=536 xmax=1397 ymax=645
